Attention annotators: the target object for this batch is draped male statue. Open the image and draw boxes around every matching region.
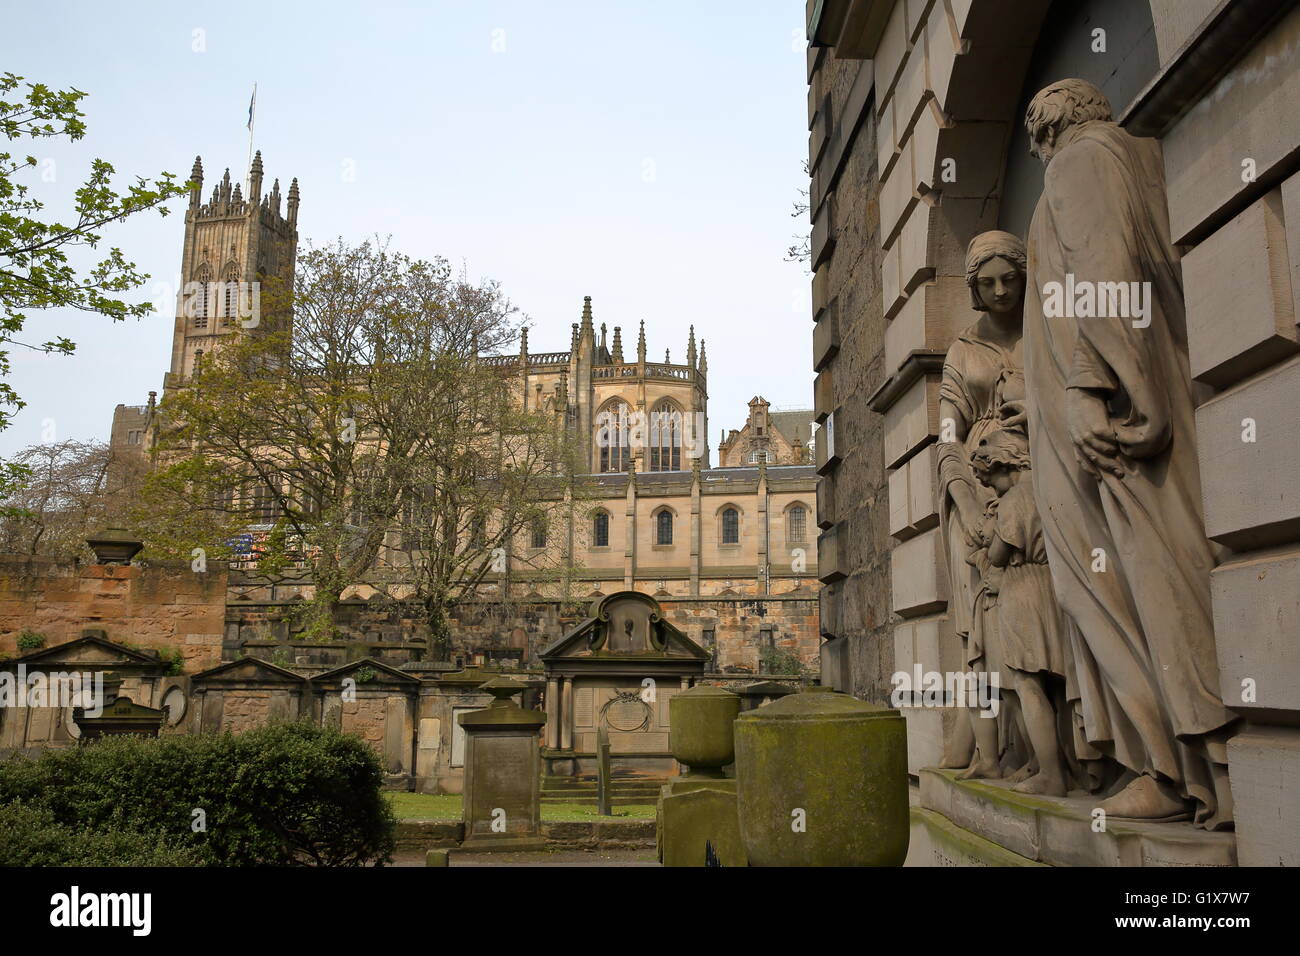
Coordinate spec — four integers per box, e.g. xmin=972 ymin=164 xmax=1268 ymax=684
xmin=1019 ymin=78 xmax=1236 ymax=828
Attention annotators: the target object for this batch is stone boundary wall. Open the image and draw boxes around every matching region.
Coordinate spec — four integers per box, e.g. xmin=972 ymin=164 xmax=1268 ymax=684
xmin=0 ymin=555 xmax=227 ymax=671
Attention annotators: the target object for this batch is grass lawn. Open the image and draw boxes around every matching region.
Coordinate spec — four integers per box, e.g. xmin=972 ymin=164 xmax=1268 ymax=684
xmin=387 ymin=791 xmax=655 ymax=822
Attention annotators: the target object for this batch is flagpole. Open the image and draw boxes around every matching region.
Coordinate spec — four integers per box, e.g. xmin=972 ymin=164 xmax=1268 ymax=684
xmin=244 ymin=82 xmax=257 ymax=195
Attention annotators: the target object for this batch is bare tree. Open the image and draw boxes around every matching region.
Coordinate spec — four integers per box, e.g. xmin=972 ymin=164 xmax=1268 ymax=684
xmin=137 ymin=238 xmax=583 ymax=651
xmin=785 ymin=161 xmax=812 ymax=265
xmin=0 ymin=439 xmax=142 ymax=557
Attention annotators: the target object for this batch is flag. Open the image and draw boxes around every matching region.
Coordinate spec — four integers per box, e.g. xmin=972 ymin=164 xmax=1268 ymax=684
xmin=247 ymin=84 xmax=256 ymax=130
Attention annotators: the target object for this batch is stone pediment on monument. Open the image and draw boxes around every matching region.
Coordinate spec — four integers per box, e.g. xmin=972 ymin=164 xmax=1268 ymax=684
xmin=191 ymin=656 xmax=305 ymax=685
xmin=312 ymin=657 xmax=420 ymax=686
xmin=5 ymin=632 xmax=163 ymax=671
xmin=540 ymin=591 xmax=707 ymax=661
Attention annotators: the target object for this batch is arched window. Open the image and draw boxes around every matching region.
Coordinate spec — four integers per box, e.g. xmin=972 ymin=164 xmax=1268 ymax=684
xmin=221 ymin=263 xmax=240 ymax=327
xmin=469 ymin=515 xmax=487 ymax=550
xmin=192 ymin=266 xmax=211 ymax=329
xmin=787 ymin=504 xmax=808 ymax=543
xmin=749 ymin=449 xmax=769 ymax=464
xmin=721 ymin=507 xmax=740 ymax=545
xmin=655 ymin=510 xmax=673 ymax=546
xmin=530 ymin=520 xmax=546 ymax=550
xmin=649 ymin=400 xmax=682 ymax=471
xmin=592 ymin=511 xmax=610 ymax=548
xmin=596 ymin=401 xmax=631 ymax=473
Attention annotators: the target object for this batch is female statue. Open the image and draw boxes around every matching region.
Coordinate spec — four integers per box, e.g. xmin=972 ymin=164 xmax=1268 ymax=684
xmin=935 ymin=231 xmax=1027 ymax=777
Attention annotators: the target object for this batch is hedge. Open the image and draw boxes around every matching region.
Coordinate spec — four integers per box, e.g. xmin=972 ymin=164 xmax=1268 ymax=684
xmin=0 ymin=721 xmax=396 ymax=866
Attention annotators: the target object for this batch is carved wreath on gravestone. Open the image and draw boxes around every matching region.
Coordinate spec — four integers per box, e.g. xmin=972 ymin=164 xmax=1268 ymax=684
xmin=600 ymin=691 xmax=652 ymax=733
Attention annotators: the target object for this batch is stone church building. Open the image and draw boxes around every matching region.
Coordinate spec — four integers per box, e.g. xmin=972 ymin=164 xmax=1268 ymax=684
xmin=106 ymin=151 xmax=821 ymax=677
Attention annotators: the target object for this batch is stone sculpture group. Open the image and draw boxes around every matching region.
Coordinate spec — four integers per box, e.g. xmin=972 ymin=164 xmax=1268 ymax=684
xmin=935 ymin=78 xmax=1237 ymax=830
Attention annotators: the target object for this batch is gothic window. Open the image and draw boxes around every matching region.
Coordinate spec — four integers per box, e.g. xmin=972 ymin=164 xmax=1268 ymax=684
xmin=649 ymin=400 xmax=682 ymax=471
xmin=787 ymin=504 xmax=808 ymax=543
xmin=592 ymin=511 xmax=610 ymax=547
xmin=401 ymin=496 xmax=430 ymax=551
xmin=721 ymin=507 xmax=739 ymax=545
xmin=192 ymin=266 xmax=211 ymax=329
xmin=221 ymin=263 xmax=240 ymax=327
xmin=597 ymin=401 xmax=631 ymax=473
xmin=530 ymin=519 xmax=546 ymax=550
xmin=749 ymin=449 xmax=768 ymax=464
xmin=655 ymin=509 xmax=673 ymax=546
xmin=469 ymin=514 xmax=487 ymax=550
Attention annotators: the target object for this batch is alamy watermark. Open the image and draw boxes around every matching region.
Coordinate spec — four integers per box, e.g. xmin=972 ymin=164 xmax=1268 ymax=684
xmin=0 ymin=667 xmax=105 ymax=716
xmin=890 ymin=666 xmax=1001 ymax=717
xmin=1041 ymin=273 xmax=1151 ymax=328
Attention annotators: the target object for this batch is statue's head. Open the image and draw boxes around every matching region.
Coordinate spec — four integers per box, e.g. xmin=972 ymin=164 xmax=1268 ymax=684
xmin=965 ymin=231 xmax=1027 ymax=313
xmin=972 ymin=427 xmax=1031 ymax=494
xmin=1025 ymin=78 xmax=1113 ymax=165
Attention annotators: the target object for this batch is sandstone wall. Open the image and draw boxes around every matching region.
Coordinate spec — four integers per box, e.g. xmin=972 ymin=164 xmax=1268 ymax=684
xmin=0 ymin=556 xmax=227 ymax=671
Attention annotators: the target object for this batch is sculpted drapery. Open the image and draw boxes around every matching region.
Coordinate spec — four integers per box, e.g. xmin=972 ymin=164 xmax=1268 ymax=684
xmin=1021 ymin=79 xmax=1236 ymax=828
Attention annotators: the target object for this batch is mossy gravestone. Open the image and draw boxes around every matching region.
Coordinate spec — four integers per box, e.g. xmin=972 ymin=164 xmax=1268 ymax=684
xmin=657 ymin=684 xmax=746 ymax=867
xmin=734 ymin=687 xmax=909 ymax=866
xmin=459 ymin=677 xmax=547 ymax=851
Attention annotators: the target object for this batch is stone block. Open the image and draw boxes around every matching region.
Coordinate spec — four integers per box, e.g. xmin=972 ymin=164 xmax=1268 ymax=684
xmin=657 ymin=782 xmax=745 ymax=867
xmin=907 ymin=444 xmax=938 ymax=531
xmin=888 ymin=466 xmax=911 ymax=537
xmin=894 ymin=21 xmax=931 ymax=137
xmin=812 ymin=299 xmax=839 ymax=371
xmin=1197 ymin=357 xmax=1300 ymax=550
xmin=891 ymin=525 xmax=948 ymax=617
xmin=1227 ymin=726 xmax=1300 ymax=866
xmin=885 ymin=278 xmax=970 ymax=376
xmin=1164 ymin=4 xmax=1300 ymax=244
xmin=906 ymin=807 xmax=1044 ymax=866
xmin=1212 ymin=544 xmax=1300 ymax=719
xmin=878 ymin=91 xmax=899 ymax=181
xmin=1282 ymin=171 xmax=1300 ymax=319
xmin=874 ymin=0 xmax=911 ymax=108
xmin=880 ymin=138 xmax=917 ymax=249
xmin=817 ymin=523 xmax=845 ymax=583
xmin=918 ymin=769 xmax=1237 ymax=866
xmin=883 ymin=373 xmax=939 ymax=468
xmin=1185 ymin=191 xmax=1297 ymax=387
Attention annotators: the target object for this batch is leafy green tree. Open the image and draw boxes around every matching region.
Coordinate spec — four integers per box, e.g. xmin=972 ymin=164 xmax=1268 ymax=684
xmin=0 ymin=72 xmax=187 ymax=494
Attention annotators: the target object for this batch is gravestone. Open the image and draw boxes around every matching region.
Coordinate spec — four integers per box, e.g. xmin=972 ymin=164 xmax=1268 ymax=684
xmin=458 ymin=676 xmax=547 ymax=851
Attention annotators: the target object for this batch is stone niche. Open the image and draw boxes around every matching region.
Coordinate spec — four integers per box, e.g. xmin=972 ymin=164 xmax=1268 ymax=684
xmin=540 ymin=591 xmax=709 ymax=778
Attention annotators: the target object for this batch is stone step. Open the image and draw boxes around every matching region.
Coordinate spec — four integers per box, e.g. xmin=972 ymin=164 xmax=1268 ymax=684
xmin=917 ymin=768 xmax=1237 ymax=867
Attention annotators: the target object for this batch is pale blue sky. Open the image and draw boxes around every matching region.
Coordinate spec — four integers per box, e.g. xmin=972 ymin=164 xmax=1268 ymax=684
xmin=2 ymin=1 xmax=813 ymax=458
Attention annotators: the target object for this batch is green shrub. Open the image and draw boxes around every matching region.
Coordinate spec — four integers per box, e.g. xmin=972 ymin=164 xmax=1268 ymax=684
xmin=0 ymin=721 xmax=396 ymax=866
xmin=0 ymin=802 xmax=202 ymax=866
xmin=15 ymin=630 xmax=45 ymax=652
xmin=759 ymin=646 xmax=807 ymax=677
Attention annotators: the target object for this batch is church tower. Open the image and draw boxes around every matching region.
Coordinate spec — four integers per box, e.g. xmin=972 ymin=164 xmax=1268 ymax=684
xmin=164 ymin=152 xmax=299 ymax=390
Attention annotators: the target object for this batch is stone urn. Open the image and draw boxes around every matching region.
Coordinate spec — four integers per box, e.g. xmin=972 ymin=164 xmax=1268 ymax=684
xmin=733 ymin=687 xmax=909 ymax=866
xmin=669 ymin=684 xmax=741 ymax=777
xmin=85 ymin=527 xmax=144 ymax=565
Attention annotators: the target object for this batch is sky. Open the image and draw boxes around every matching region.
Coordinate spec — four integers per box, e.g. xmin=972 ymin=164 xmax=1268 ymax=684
xmin=1 ymin=0 xmax=813 ymax=459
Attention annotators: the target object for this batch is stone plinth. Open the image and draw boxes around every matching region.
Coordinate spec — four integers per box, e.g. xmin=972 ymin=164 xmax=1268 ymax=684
xmin=458 ymin=678 xmax=547 ymax=851
xmin=657 ymin=779 xmax=745 ymax=867
xmin=914 ymin=769 xmax=1237 ymax=867
xmin=658 ymin=684 xmax=745 ymax=866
